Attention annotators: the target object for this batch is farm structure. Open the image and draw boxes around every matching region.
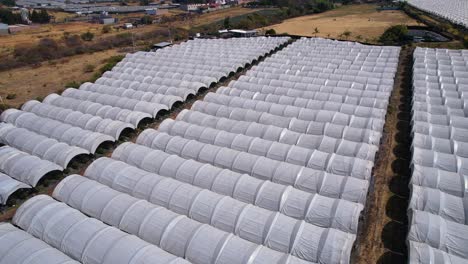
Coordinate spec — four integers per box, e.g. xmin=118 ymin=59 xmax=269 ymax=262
xmin=407 ymin=0 xmax=468 ymax=28
xmin=0 ymin=37 xmax=289 ymax=205
xmin=0 ymin=37 xmax=403 ymax=264
xmin=408 ymin=47 xmax=468 ymax=263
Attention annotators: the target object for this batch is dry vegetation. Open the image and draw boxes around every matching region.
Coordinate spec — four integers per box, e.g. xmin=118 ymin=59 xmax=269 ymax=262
xmin=263 ymin=4 xmax=420 ymax=42
xmin=180 ymin=6 xmax=268 ymax=29
xmin=0 ymin=49 xmax=123 ymax=108
xmin=0 ymin=6 xmax=269 ymax=107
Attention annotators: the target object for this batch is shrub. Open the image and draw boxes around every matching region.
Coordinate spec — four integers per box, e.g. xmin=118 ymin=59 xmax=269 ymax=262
xmin=83 ymin=64 xmax=95 ymax=73
xmin=65 ymin=81 xmax=80 ymax=88
xmin=379 ymin=25 xmax=409 ymax=45
xmin=6 ymin=93 xmax=16 ymax=100
xmin=265 ymin=29 xmax=276 ymax=35
xmin=63 ymin=34 xmax=82 ymax=48
xmin=81 ymin=31 xmax=94 ymax=42
xmin=102 ymin=25 xmax=112 ymax=34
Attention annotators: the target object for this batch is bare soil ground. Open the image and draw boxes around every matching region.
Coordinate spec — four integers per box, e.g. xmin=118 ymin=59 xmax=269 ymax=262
xmin=264 ymin=4 xmax=420 ymax=42
xmin=0 ymin=49 xmax=124 ymax=108
xmin=354 ymin=46 xmax=413 ymax=264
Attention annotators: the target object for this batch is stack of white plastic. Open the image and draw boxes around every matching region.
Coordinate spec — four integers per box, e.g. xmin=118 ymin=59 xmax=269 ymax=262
xmin=407 ymin=0 xmax=468 ymax=28
xmin=81 ymin=38 xmax=398 ymax=264
xmin=409 ymin=47 xmax=468 ymax=263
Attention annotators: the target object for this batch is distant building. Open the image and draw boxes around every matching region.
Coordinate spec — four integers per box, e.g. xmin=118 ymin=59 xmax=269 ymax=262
xmin=0 ymin=23 xmax=9 ymax=35
xmin=180 ymin=4 xmax=205 ymax=11
xmin=145 ymin=8 xmax=168 ymax=15
xmin=145 ymin=8 xmax=157 ymax=15
xmin=100 ymin=17 xmax=117 ymax=24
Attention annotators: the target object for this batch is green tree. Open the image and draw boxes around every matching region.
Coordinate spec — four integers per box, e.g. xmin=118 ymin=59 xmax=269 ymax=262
xmin=265 ymin=28 xmax=276 ymax=35
xmin=0 ymin=8 xmax=22 ymax=24
xmin=140 ymin=15 xmax=152 ymax=24
xmin=0 ymin=0 xmax=16 ymax=6
xmin=379 ymin=25 xmax=408 ymax=44
xmin=38 ymin=9 xmax=50 ymax=23
xmin=223 ymin=16 xmax=230 ymax=29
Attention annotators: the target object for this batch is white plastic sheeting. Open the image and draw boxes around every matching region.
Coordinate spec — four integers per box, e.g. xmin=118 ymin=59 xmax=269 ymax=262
xmin=408 ymin=210 xmax=468 ymax=259
xmin=0 ymin=222 xmax=79 ymax=264
xmin=22 ymin=100 xmax=134 ymax=139
xmin=79 ymin=82 xmax=183 ymax=109
xmin=177 ymin=109 xmax=382 ymax=145
xmin=409 ymin=47 xmax=468 ymax=263
xmin=12 ymin=195 xmax=190 ymax=264
xmin=0 ymin=146 xmax=61 ymax=187
xmin=158 ymin=119 xmax=378 ymax=161
xmin=0 ymin=123 xmax=88 ymax=168
xmin=137 ymin=129 xmax=373 ymax=180
xmin=1 ymin=109 xmax=113 ymax=153
xmin=94 ymin=77 xmax=196 ymax=100
xmin=407 ymin=0 xmax=468 ymax=28
xmin=192 ymin=100 xmax=385 ymax=132
xmin=61 ymin=88 xmax=168 ymax=118
xmin=43 ymin=94 xmax=151 ymax=127
xmin=0 ymin=172 xmax=30 ymax=205
xmin=99 ymin=72 xmax=207 ymax=93
xmin=191 ymin=101 xmax=384 ymax=142
xmin=112 ymin=142 xmax=369 ymax=204
xmin=216 ymin=87 xmax=387 ymax=118
xmin=84 ymin=157 xmax=363 ymax=234
xmin=54 ymin=175 xmax=335 ymax=264
xmin=409 ymin=241 xmax=468 ymax=264
xmin=228 ymin=80 xmax=389 ymax=109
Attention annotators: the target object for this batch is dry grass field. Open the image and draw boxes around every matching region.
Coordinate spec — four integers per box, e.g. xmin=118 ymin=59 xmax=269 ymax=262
xmin=0 ymin=6 xmax=269 ymax=108
xmin=0 ymin=49 xmax=123 ymax=108
xmin=263 ymin=4 xmax=421 ymax=42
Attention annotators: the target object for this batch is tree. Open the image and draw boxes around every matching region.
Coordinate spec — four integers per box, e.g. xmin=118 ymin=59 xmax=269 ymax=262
xmin=313 ymin=27 xmax=319 ymax=37
xmin=30 ymin=9 xmax=50 ymax=23
xmin=140 ymin=15 xmax=152 ymax=24
xmin=223 ymin=16 xmax=230 ymax=29
xmin=0 ymin=8 xmax=22 ymax=24
xmin=0 ymin=0 xmax=16 ymax=6
xmin=38 ymin=9 xmax=50 ymax=23
xmin=80 ymin=31 xmax=94 ymax=41
xmin=139 ymin=0 xmax=149 ymax=5
xmin=265 ymin=28 xmax=276 ymax=35
xmin=379 ymin=25 xmax=408 ymax=44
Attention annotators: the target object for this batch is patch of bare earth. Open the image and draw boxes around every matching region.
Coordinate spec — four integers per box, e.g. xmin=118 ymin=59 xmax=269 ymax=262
xmin=263 ymin=4 xmax=421 ymax=42
xmin=354 ymin=46 xmax=413 ymax=263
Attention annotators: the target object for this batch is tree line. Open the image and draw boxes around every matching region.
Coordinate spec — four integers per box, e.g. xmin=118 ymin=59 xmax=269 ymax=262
xmin=0 ymin=8 xmax=50 ymax=25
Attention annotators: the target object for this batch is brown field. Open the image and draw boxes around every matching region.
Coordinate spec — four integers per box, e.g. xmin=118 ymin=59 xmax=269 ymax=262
xmin=0 ymin=49 xmax=124 ymax=108
xmin=263 ymin=4 xmax=421 ymax=42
